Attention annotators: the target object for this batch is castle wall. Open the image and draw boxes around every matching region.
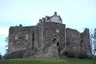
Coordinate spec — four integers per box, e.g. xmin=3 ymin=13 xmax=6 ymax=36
xmin=66 ymin=28 xmax=81 ymax=57
xmin=38 ymin=22 xmax=66 ymax=57
xmin=8 ymin=12 xmax=92 ymax=58
xmin=66 ymin=28 xmax=92 ymax=57
xmin=8 ymin=26 xmax=36 ymax=54
xmin=80 ymin=28 xmax=92 ymax=56
xmin=8 ymin=25 xmax=92 ymax=58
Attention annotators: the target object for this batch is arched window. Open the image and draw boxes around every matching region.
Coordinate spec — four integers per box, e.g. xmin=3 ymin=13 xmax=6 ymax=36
xmin=52 ymin=34 xmax=60 ymax=47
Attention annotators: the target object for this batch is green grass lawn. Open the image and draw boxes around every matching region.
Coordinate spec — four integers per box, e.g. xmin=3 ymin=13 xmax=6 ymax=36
xmin=0 ymin=58 xmax=96 ymax=64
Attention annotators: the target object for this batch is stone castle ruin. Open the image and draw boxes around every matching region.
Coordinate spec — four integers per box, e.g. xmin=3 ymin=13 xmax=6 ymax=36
xmin=8 ymin=12 xmax=92 ymax=58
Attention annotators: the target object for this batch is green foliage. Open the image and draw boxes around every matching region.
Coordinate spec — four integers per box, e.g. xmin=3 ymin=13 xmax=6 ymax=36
xmin=93 ymin=28 xmax=96 ymax=55
xmin=78 ymin=53 xmax=88 ymax=59
xmin=5 ymin=37 xmax=8 ymax=55
xmin=0 ymin=54 xmax=2 ymax=59
xmin=63 ymin=51 xmax=92 ymax=59
xmin=93 ymin=29 xmax=96 ymax=38
xmin=5 ymin=37 xmax=8 ymax=43
xmin=3 ymin=50 xmax=24 ymax=59
xmin=63 ymin=51 xmax=75 ymax=58
xmin=3 ymin=54 xmax=8 ymax=59
xmin=0 ymin=58 xmax=96 ymax=64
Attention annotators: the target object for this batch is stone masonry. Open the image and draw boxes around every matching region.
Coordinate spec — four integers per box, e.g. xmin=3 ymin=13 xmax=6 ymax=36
xmin=8 ymin=12 xmax=92 ymax=58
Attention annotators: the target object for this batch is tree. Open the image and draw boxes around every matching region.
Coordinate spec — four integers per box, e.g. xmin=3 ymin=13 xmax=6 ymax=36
xmin=0 ymin=53 xmax=2 ymax=59
xmin=93 ymin=28 xmax=96 ymax=55
xmin=5 ymin=37 xmax=8 ymax=54
xmin=3 ymin=37 xmax=8 ymax=59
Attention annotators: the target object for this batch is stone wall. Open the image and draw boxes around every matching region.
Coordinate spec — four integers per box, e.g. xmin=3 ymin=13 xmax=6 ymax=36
xmin=8 ymin=12 xmax=92 ymax=58
xmin=39 ymin=22 xmax=66 ymax=57
xmin=26 ymin=22 xmax=66 ymax=58
xmin=80 ymin=28 xmax=92 ymax=57
xmin=65 ymin=28 xmax=92 ymax=57
xmin=8 ymin=25 xmax=36 ymax=54
xmin=66 ymin=28 xmax=81 ymax=57
xmin=8 ymin=25 xmax=92 ymax=58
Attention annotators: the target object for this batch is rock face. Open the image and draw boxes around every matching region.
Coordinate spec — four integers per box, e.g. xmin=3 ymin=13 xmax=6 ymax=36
xmin=8 ymin=12 xmax=92 ymax=58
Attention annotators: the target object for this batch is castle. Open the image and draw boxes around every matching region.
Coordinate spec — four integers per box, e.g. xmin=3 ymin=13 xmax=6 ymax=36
xmin=8 ymin=12 xmax=92 ymax=58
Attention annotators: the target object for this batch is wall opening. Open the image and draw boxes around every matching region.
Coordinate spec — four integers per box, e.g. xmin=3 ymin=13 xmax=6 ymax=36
xmin=32 ymin=32 xmax=35 ymax=41
xmin=57 ymin=41 xmax=59 ymax=46
xmin=52 ymin=38 xmax=56 ymax=43
xmin=80 ymin=40 xmax=83 ymax=47
xmin=52 ymin=34 xmax=60 ymax=47
xmin=52 ymin=38 xmax=60 ymax=47
xmin=32 ymin=32 xmax=35 ymax=49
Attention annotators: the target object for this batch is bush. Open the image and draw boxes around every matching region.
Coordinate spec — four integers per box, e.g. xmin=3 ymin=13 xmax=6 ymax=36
xmin=91 ymin=55 xmax=96 ymax=59
xmin=78 ymin=53 xmax=89 ymax=59
xmin=64 ymin=51 xmax=75 ymax=58
xmin=3 ymin=50 xmax=24 ymax=59
xmin=0 ymin=54 xmax=2 ymax=59
xmin=3 ymin=54 xmax=9 ymax=59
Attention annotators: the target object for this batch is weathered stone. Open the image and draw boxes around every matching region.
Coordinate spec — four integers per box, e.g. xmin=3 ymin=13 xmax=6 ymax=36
xmin=8 ymin=12 xmax=92 ymax=58
xmin=66 ymin=28 xmax=81 ymax=57
xmin=80 ymin=28 xmax=92 ymax=57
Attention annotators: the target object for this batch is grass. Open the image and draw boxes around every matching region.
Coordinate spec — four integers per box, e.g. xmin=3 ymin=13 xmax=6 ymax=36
xmin=0 ymin=58 xmax=96 ymax=64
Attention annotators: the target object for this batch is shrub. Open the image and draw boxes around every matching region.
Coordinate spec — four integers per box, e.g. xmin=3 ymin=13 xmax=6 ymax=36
xmin=64 ymin=51 xmax=75 ymax=58
xmin=78 ymin=53 xmax=88 ymax=59
xmin=3 ymin=50 xmax=24 ymax=59
xmin=3 ymin=54 xmax=9 ymax=59
xmin=0 ymin=54 xmax=2 ymax=59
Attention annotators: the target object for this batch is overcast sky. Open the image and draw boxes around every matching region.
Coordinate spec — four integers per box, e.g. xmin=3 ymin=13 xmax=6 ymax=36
xmin=0 ymin=0 xmax=96 ymax=55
